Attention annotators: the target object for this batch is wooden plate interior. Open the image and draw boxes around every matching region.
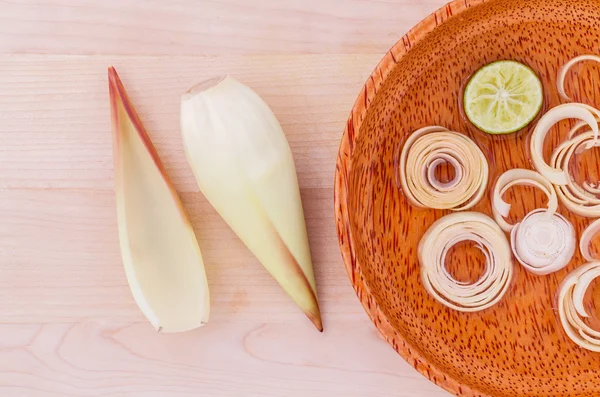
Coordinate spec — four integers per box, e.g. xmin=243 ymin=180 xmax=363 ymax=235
xmin=336 ymin=0 xmax=600 ymax=396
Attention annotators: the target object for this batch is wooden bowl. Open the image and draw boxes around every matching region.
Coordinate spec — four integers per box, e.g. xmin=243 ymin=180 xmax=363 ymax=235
xmin=334 ymin=0 xmax=600 ymax=396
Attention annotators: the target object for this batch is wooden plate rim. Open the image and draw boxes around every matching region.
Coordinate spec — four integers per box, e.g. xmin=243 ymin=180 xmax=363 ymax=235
xmin=333 ymin=1 xmax=490 ymax=396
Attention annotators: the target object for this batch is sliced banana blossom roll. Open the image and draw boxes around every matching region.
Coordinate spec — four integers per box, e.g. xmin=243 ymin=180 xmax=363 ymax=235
xmin=418 ymin=212 xmax=513 ymax=312
xmin=558 ymin=262 xmax=600 ymax=352
xmin=510 ymin=209 xmax=575 ymax=275
xmin=492 ymin=168 xmax=558 ymax=232
xmin=180 ymin=75 xmax=322 ymax=331
xmin=399 ymin=126 xmax=489 ymax=210
xmin=109 ymin=67 xmax=210 ymax=333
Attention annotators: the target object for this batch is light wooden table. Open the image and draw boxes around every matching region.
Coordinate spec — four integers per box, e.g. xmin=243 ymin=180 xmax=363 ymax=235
xmin=0 ymin=1 xmax=451 ymax=396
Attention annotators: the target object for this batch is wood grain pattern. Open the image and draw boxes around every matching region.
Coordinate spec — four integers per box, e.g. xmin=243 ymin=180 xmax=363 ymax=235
xmin=0 ymin=55 xmax=379 ymax=191
xmin=0 ymin=0 xmax=442 ymax=56
xmin=0 ymin=321 xmax=450 ymax=396
xmin=335 ymin=0 xmax=600 ymax=396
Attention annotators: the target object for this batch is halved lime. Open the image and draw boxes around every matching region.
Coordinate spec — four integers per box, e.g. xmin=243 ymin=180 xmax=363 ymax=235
xmin=463 ymin=60 xmax=543 ymax=134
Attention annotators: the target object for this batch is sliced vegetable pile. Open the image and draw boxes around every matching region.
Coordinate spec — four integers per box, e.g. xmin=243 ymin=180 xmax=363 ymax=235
xmin=419 ymin=212 xmax=513 ymax=312
xmin=403 ymin=56 xmax=600 ymax=352
xmin=558 ymin=262 xmax=600 ymax=352
xmin=398 ymin=126 xmax=488 ymax=210
xmin=491 ymin=168 xmax=575 ymax=275
xmin=510 ymin=209 xmax=575 ymax=276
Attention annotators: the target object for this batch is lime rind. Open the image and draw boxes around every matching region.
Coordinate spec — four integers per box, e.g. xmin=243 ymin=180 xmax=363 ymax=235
xmin=464 ymin=60 xmax=543 ymax=135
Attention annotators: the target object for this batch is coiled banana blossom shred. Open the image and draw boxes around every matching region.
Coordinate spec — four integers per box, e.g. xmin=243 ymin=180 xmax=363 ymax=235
xmin=491 ymin=169 xmax=573 ymax=275
xmin=529 ymin=102 xmax=600 ymax=216
xmin=492 ymin=168 xmax=558 ymax=233
xmin=529 ymin=103 xmax=599 ymax=185
xmin=550 ymin=129 xmax=600 ymax=217
xmin=399 ymin=126 xmax=488 ymax=210
xmin=418 ymin=212 xmax=513 ymax=312
xmin=510 ymin=209 xmax=575 ymax=275
xmin=558 ymin=262 xmax=600 ymax=352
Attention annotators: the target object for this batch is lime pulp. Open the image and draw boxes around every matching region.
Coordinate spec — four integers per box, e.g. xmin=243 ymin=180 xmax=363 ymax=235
xmin=463 ymin=60 xmax=543 ymax=135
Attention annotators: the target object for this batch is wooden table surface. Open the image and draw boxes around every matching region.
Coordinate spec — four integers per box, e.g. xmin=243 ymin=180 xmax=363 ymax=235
xmin=0 ymin=1 xmax=451 ymax=396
